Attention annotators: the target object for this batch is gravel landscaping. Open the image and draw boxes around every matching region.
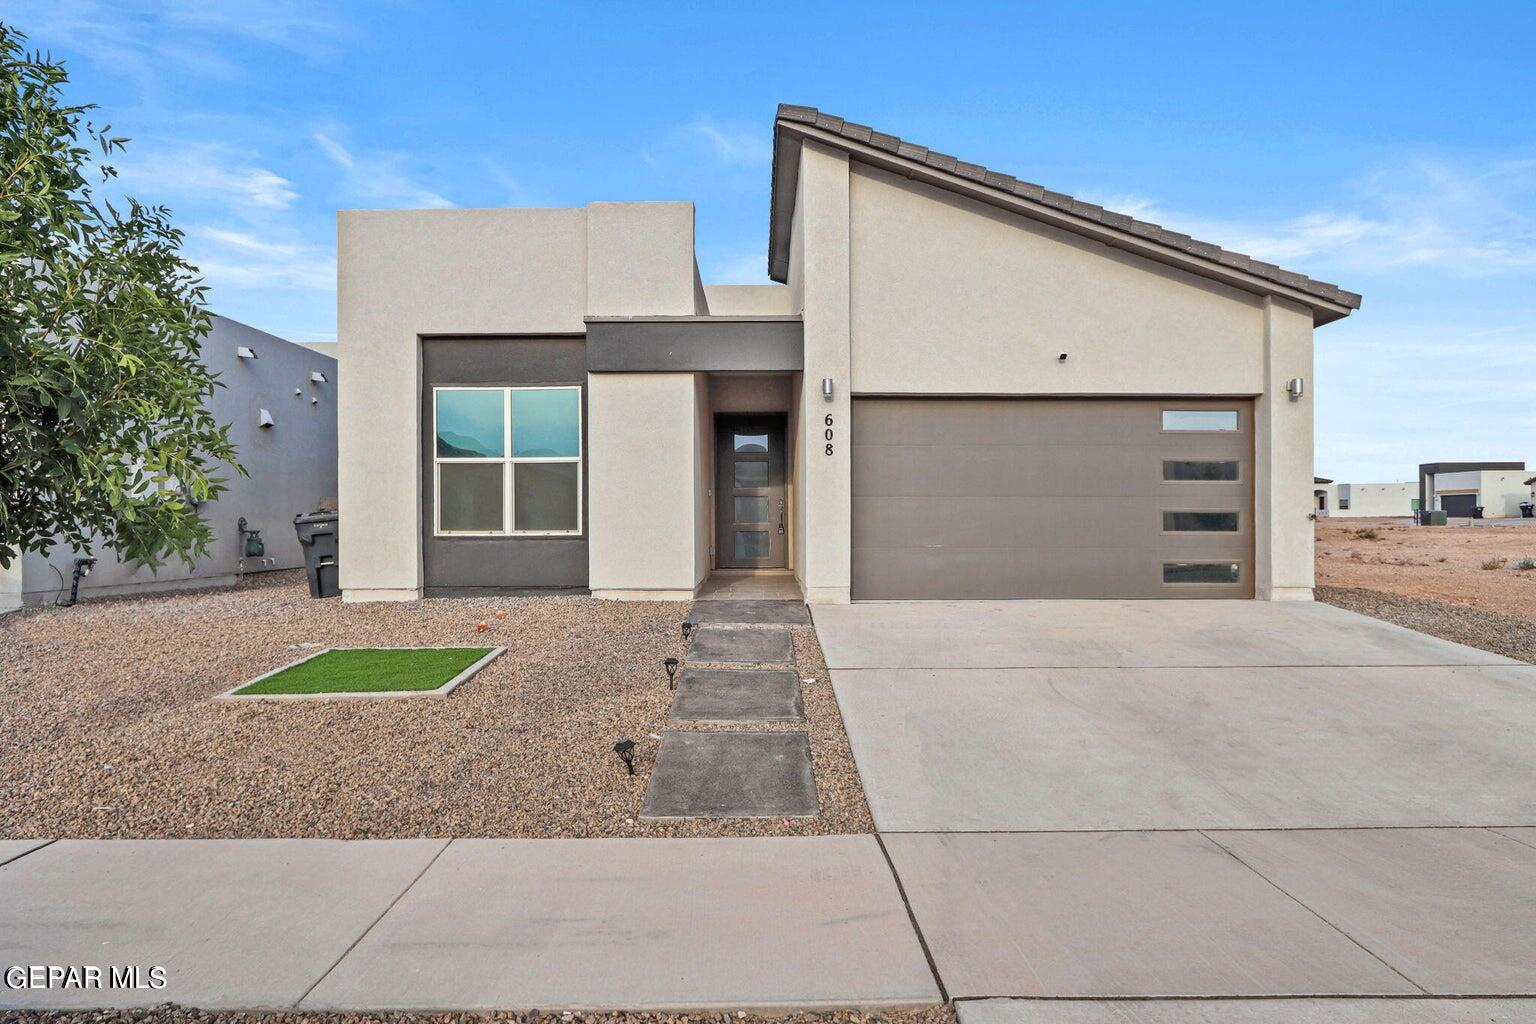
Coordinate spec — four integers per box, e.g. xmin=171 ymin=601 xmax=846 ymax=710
xmin=1318 ymin=585 xmax=1536 ymax=665
xmin=7 ymin=1007 xmax=956 ymax=1024
xmin=0 ymin=571 xmax=872 ymax=839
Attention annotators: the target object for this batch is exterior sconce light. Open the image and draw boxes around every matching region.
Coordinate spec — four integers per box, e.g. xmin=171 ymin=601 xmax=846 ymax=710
xmin=1286 ymin=377 xmax=1306 ymax=400
xmin=311 ymin=397 xmax=319 ymax=405
xmin=258 ymin=409 xmax=275 ymax=428
xmin=310 ymin=371 xmax=328 ymax=384
xmin=236 ymin=346 xmax=257 ymax=359
xmin=1057 ymin=352 xmax=1068 ymax=362
xmin=821 ymin=377 xmax=834 ymax=401
xmin=294 ymin=388 xmax=303 ymax=397
xmin=613 ymin=739 xmax=636 ymax=775
xmin=664 ymin=657 xmax=680 ymax=689
xmin=681 ymin=620 xmax=694 ymax=640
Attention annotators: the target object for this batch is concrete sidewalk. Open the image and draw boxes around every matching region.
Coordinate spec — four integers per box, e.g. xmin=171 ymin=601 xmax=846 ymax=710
xmin=0 ymin=835 xmax=939 ymax=1013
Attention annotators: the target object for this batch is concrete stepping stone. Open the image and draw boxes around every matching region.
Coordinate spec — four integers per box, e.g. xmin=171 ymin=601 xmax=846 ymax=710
xmin=689 ymin=624 xmax=794 ymax=664
xmin=690 ymin=600 xmax=811 ymax=626
xmin=641 ymin=731 xmax=817 ymax=819
xmin=670 ymin=668 xmax=805 ymax=723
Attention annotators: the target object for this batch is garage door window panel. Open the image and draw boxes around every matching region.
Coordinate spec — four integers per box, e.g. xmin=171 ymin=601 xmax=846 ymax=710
xmin=1163 ymin=460 xmax=1240 ymax=482
xmin=1163 ymin=510 xmax=1241 ymax=532
xmin=433 ymin=385 xmax=582 ymax=537
xmin=1162 ymin=409 xmax=1240 ymax=432
xmin=1164 ymin=561 xmax=1242 ymax=584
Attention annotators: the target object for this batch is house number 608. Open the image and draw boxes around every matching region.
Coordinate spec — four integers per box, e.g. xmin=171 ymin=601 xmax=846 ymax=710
xmin=824 ymin=414 xmax=834 ymax=456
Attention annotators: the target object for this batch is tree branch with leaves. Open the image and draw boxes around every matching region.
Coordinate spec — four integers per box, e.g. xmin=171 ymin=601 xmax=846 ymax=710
xmin=0 ymin=22 xmax=241 ymax=571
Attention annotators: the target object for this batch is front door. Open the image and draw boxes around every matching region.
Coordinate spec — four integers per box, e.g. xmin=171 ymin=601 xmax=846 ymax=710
xmin=716 ymin=414 xmax=787 ymax=568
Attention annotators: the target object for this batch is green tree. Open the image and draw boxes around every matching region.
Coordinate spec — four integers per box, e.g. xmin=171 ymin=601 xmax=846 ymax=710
xmin=0 ymin=23 xmax=240 ymax=570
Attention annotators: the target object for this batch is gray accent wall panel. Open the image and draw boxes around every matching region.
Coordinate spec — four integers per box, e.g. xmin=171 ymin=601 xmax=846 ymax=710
xmin=587 ymin=319 xmax=802 ymax=372
xmin=851 ymin=397 xmax=1254 ymax=600
xmin=420 ymin=337 xmax=588 ymax=593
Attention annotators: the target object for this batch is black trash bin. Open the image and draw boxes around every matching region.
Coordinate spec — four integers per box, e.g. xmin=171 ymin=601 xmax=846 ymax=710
xmin=293 ymin=510 xmax=339 ymax=598
xmin=1522 ymin=502 xmax=1534 ymax=519
xmin=1473 ymin=505 xmax=1486 ymax=519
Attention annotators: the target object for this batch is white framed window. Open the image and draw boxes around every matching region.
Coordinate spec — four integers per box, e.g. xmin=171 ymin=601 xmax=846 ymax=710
xmin=432 ymin=385 xmax=582 ymax=537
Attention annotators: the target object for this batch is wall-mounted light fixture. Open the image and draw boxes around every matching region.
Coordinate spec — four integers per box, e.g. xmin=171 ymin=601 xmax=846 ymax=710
xmin=1286 ymin=377 xmax=1306 ymax=400
xmin=258 ymin=409 xmax=275 ymax=428
xmin=311 ymin=371 xmax=328 ymax=384
xmin=236 ymin=346 xmax=257 ymax=359
xmin=294 ymin=388 xmax=303 ymax=397
xmin=1057 ymin=352 xmax=1068 ymax=362
xmin=821 ymin=377 xmax=834 ymax=401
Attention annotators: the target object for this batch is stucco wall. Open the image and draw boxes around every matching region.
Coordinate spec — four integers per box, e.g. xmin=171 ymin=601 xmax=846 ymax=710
xmin=586 ymin=372 xmax=700 ymax=598
xmin=702 ymin=285 xmax=794 ymax=316
xmin=795 ymin=142 xmax=853 ymax=604
xmin=848 ymin=164 xmax=1265 ymax=395
xmin=1334 ymin=482 xmax=1416 ymax=517
xmin=21 ymin=316 xmax=337 ymax=605
xmin=1479 ymin=471 xmax=1530 ymax=517
xmin=1253 ymin=297 xmax=1315 ymax=599
xmin=338 ymin=203 xmax=698 ymax=600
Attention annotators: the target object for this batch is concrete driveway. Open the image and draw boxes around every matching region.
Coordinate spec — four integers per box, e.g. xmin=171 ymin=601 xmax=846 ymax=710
xmin=813 ymin=600 xmax=1536 ymax=1012
xmin=813 ymin=599 xmax=1536 ymax=831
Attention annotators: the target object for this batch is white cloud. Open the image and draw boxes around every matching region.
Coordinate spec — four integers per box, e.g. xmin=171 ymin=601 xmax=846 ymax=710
xmin=684 ymin=116 xmax=772 ymax=165
xmin=314 ymin=129 xmax=453 ymax=209
xmin=1077 ymin=155 xmax=1536 ymax=277
xmin=115 ymin=144 xmax=299 ymax=210
xmin=185 ymin=226 xmax=334 ymax=292
xmin=5 ymin=0 xmax=352 ymax=79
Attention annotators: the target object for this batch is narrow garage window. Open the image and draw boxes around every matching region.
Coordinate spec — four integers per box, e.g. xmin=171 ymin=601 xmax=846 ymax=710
xmin=1163 ymin=510 xmax=1239 ymax=532
xmin=1163 ymin=460 xmax=1239 ymax=481
xmin=434 ymin=386 xmax=582 ymax=536
xmin=1162 ymin=409 xmax=1239 ymax=431
xmin=1164 ymin=562 xmax=1240 ymax=584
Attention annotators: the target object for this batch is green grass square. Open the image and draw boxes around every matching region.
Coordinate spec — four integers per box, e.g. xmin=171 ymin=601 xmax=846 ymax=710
xmin=233 ymin=647 xmax=496 ymax=696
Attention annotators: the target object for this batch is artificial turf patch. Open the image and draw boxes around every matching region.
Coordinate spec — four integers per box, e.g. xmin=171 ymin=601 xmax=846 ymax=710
xmin=232 ymin=647 xmax=496 ymax=696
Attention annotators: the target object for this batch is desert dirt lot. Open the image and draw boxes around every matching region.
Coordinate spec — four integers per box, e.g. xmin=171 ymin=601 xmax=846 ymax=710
xmin=0 ymin=571 xmax=872 ymax=840
xmin=1316 ymin=516 xmax=1536 ymax=663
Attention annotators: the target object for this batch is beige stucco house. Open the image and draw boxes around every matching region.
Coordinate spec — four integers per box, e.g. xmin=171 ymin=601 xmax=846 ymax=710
xmin=336 ymin=105 xmax=1360 ymax=604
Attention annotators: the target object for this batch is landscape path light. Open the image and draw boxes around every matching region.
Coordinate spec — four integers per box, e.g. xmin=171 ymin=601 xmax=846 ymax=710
xmin=664 ymin=657 xmax=680 ymax=688
xmin=613 ymin=739 xmax=636 ymax=776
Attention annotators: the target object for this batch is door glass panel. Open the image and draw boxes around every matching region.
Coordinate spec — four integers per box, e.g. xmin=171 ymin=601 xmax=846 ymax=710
xmin=733 ymin=433 xmax=769 ymax=453
xmin=436 ymin=389 xmax=504 ymax=457
xmin=1162 ymin=409 xmax=1239 ymax=431
xmin=734 ymin=460 xmax=769 ymax=487
xmin=511 ymin=388 xmax=580 ymax=457
xmin=1163 ymin=510 xmax=1239 ymax=532
xmin=733 ymin=496 xmax=769 ymax=523
xmin=734 ymin=531 xmax=770 ymax=558
xmin=1164 ymin=562 xmax=1241 ymax=584
xmin=439 ymin=463 xmax=504 ymax=532
xmin=513 ymin=462 xmax=579 ymax=532
xmin=1163 ymin=460 xmax=1239 ymax=481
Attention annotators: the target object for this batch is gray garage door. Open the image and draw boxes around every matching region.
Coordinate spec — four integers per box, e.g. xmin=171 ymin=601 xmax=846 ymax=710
xmin=851 ymin=398 xmax=1254 ymax=599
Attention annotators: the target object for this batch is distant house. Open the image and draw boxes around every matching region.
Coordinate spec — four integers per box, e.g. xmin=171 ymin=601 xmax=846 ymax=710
xmin=2 ymin=316 xmax=338 ymax=610
xmin=1314 ymin=480 xmax=1418 ymax=517
xmin=1419 ymin=462 xmax=1528 ymax=518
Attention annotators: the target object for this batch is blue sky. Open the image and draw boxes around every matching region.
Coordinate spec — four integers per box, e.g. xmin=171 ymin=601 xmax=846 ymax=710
xmin=8 ymin=1 xmax=1535 ymax=483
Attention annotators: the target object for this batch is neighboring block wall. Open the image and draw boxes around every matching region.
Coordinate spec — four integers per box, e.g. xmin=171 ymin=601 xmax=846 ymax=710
xmin=338 ymin=202 xmax=699 ymax=600
xmin=19 ymin=316 xmax=337 ymax=605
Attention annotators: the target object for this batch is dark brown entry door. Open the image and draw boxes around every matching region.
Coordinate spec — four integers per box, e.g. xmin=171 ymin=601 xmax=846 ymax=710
xmin=716 ymin=414 xmax=787 ymax=568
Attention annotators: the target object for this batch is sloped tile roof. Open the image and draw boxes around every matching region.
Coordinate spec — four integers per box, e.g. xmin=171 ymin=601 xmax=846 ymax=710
xmin=773 ymin=104 xmax=1361 ymax=311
